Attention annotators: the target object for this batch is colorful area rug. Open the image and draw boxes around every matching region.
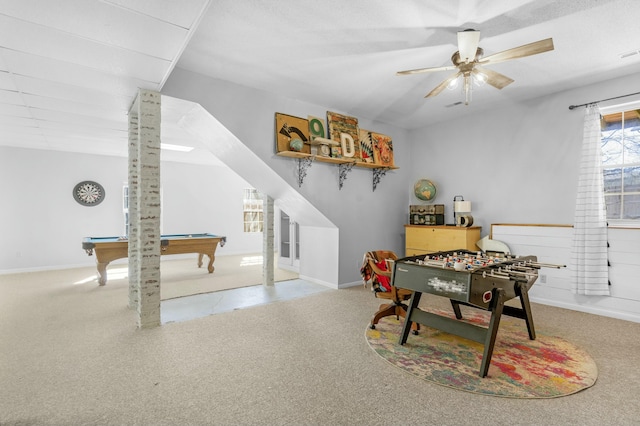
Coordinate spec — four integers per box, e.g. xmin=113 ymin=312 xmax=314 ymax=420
xmin=365 ymin=309 xmax=598 ymax=398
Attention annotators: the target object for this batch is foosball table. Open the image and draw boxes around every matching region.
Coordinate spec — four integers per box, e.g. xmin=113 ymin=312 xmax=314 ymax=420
xmin=392 ymin=249 xmax=564 ymax=377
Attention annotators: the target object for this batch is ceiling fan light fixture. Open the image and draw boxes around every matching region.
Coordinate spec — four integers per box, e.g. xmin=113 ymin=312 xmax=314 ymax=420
xmin=473 ymin=72 xmax=487 ymax=86
xmin=463 ymin=74 xmax=472 ymax=105
xmin=445 ymin=72 xmax=480 ymax=104
xmin=396 ymin=31 xmax=553 ymax=106
xmin=457 ymin=29 xmax=481 ymax=63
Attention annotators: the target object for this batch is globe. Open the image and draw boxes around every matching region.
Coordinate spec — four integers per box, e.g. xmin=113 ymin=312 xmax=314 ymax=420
xmin=289 ymin=138 xmax=304 ymax=152
xmin=414 ymin=179 xmax=437 ymax=201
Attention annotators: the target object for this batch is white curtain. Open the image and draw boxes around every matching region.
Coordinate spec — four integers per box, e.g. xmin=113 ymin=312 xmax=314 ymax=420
xmin=570 ymin=103 xmax=610 ymax=295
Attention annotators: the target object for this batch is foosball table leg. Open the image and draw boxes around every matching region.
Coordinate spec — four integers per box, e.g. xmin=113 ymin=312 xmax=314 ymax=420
xmin=399 ymin=291 xmax=422 ymax=345
xmin=450 ymin=300 xmax=463 ymax=319
xmin=518 ymin=286 xmax=536 ymax=340
xmin=479 ymin=288 xmax=506 ymax=378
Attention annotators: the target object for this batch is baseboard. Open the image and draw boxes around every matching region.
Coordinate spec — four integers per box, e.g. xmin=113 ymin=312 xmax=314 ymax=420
xmin=530 ymin=296 xmax=640 ymax=324
xmin=298 ymin=274 xmax=341 ymax=289
xmin=338 ymin=280 xmax=364 ymax=289
xmin=0 ymin=263 xmax=95 ymax=275
xmin=295 ymin=276 xmax=362 ymax=290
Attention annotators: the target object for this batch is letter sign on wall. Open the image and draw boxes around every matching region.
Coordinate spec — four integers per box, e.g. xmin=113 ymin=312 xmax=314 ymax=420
xmin=340 ymin=133 xmax=356 ymax=158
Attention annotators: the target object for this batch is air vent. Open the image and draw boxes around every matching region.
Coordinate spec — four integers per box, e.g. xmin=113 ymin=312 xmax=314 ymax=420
xmin=620 ymin=49 xmax=640 ymax=59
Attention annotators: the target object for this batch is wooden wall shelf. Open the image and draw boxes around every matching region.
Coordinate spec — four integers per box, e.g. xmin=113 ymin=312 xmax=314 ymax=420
xmin=276 ymin=151 xmax=398 ymax=190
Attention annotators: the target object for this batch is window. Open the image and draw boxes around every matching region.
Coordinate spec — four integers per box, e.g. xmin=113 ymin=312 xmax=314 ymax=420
xmin=243 ymin=188 xmax=263 ymax=232
xmin=601 ymin=106 xmax=640 ymax=222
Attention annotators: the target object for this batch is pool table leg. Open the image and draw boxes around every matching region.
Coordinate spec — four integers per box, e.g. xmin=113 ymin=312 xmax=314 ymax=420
xmin=97 ymin=262 xmax=108 ymax=286
xmin=197 ymin=253 xmax=215 ymax=273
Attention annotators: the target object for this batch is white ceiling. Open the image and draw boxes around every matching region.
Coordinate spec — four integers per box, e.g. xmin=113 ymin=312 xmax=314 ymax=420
xmin=1 ymin=0 xmax=640 ymax=162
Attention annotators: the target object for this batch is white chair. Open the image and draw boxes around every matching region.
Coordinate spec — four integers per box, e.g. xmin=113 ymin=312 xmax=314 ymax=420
xmin=476 ymin=236 xmax=511 ymax=255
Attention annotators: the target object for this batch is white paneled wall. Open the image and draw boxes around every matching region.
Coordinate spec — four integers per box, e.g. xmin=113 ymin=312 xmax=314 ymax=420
xmin=491 ymin=224 xmax=640 ymax=323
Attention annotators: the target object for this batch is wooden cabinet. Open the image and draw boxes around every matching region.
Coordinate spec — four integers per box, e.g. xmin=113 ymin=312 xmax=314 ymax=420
xmin=405 ymin=225 xmax=481 ymax=256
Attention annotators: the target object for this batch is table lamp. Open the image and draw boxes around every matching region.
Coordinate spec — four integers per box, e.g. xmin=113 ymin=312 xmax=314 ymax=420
xmin=453 ymin=195 xmax=472 ymax=226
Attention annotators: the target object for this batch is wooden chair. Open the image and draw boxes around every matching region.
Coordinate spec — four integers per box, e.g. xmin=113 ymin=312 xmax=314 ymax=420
xmin=361 ymin=250 xmax=419 ymax=334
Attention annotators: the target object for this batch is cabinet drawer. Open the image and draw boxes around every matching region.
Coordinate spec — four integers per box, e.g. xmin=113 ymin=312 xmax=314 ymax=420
xmin=405 ymin=225 xmax=481 ymax=256
xmin=405 ymin=227 xmax=436 ymax=250
xmin=428 ymin=229 xmax=467 ymax=249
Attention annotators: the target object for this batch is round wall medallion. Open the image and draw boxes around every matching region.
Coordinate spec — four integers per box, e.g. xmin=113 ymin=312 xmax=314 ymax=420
xmin=73 ymin=181 xmax=105 ymax=206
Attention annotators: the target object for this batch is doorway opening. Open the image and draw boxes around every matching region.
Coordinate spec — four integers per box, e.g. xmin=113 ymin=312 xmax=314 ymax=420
xmin=278 ymin=210 xmax=299 ymax=272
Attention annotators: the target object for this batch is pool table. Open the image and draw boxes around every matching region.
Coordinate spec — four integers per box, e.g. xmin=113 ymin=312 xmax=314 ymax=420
xmin=82 ymin=233 xmax=226 ymax=286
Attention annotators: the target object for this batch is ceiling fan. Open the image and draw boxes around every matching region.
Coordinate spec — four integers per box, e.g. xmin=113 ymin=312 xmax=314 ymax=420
xmin=397 ymin=29 xmax=554 ymax=105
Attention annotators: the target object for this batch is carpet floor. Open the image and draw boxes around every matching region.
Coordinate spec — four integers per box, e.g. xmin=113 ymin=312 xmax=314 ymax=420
xmin=1 ymin=266 xmax=640 ymax=425
xmin=60 ymin=253 xmax=300 ymax=300
xmin=159 ymin=254 xmax=300 ymax=300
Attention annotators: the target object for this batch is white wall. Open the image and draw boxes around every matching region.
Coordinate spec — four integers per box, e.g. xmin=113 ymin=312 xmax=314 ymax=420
xmin=409 ymin=72 xmax=640 ymax=234
xmin=160 ymin=161 xmax=262 ymax=254
xmin=298 ymin=226 xmax=340 ymax=288
xmin=0 ymin=146 xmax=262 ymax=273
xmin=492 ymin=224 xmax=640 ymax=323
xmin=3 ymin=68 xmax=638 ymax=319
xmin=162 ymin=68 xmax=413 ymax=286
xmin=0 ymin=148 xmax=126 ymax=271
xmin=406 ymin=73 xmax=640 ymax=321
xmin=163 ymin=68 xmax=640 ymax=291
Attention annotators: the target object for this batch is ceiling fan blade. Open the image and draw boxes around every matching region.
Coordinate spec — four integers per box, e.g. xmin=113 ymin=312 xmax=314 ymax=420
xmin=425 ymin=71 xmax=462 ymax=98
xmin=397 ymin=64 xmax=457 ymax=76
xmin=457 ymin=29 xmax=480 ymax=63
xmin=480 ymin=38 xmax=554 ymax=65
xmin=473 ymin=66 xmax=514 ymax=89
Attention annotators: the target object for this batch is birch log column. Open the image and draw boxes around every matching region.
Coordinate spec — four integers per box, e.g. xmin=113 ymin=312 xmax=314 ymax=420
xmin=128 ymin=89 xmax=162 ymax=328
xmin=263 ymin=195 xmax=274 ymax=286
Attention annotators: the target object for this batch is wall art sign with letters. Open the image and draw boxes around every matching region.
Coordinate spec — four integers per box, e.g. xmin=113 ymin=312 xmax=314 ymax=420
xmin=275 ymin=113 xmax=310 ymax=154
xmin=327 ymin=111 xmax=361 ymax=161
xmin=274 ymin=110 xmax=394 ymax=167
